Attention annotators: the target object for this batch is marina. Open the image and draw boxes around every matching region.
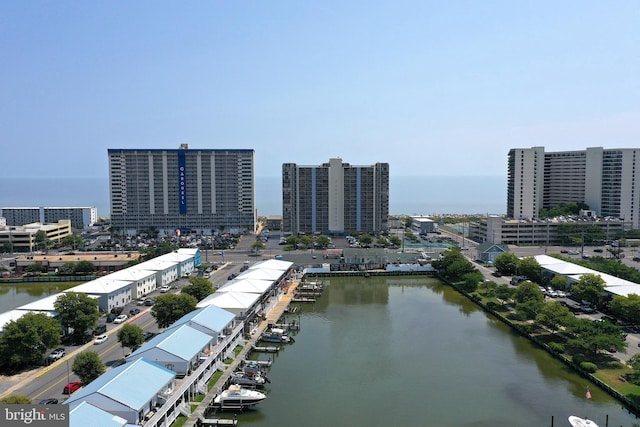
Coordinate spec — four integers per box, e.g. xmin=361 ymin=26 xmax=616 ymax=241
xmin=219 ymin=276 xmax=640 ymax=427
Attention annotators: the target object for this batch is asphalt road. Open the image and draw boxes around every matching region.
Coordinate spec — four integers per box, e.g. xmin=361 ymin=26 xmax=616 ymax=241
xmin=2 ymin=242 xmax=256 ymax=402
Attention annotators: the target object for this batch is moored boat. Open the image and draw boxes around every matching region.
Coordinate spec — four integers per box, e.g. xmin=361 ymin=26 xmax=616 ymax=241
xmin=230 ymin=371 xmax=269 ymax=387
xmin=261 ymin=327 xmax=294 ymax=343
xmin=568 ymin=415 xmax=599 ymax=427
xmin=212 ymin=385 xmax=267 ymax=409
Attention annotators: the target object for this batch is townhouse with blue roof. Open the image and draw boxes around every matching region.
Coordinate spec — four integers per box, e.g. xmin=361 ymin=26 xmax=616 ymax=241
xmin=126 ymin=324 xmax=214 ymax=377
xmin=64 ymin=358 xmax=175 ymax=425
xmin=166 ymin=304 xmax=235 ymax=343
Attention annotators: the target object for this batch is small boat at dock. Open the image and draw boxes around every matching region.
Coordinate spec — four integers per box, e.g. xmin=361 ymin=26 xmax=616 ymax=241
xmin=212 ymin=385 xmax=267 ymax=410
xmin=261 ymin=328 xmax=294 ymax=343
xmin=230 ymin=371 xmax=269 ymax=388
xmin=568 ymin=415 xmax=599 ymax=427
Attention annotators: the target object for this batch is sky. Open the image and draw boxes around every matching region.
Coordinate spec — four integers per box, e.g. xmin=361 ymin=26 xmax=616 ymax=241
xmin=1 ymin=1 xmax=639 ymax=181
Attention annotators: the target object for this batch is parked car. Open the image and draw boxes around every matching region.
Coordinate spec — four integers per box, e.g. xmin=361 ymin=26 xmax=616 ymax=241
xmin=113 ymin=314 xmax=128 ymax=324
xmin=144 ymin=298 xmax=155 ymax=306
xmin=555 ymin=290 xmax=566 ymax=298
xmin=106 ymin=314 xmax=116 ymax=323
xmin=94 ymin=334 xmax=108 ymax=345
xmin=160 ymin=285 xmax=171 ymax=293
xmin=93 ymin=324 xmax=107 ymax=335
xmin=129 ymin=308 xmax=141 ymax=316
xmin=38 ymin=398 xmax=59 ymax=405
xmin=110 ymin=306 xmax=124 ymax=315
xmin=47 ymin=348 xmax=65 ymax=361
xmin=63 ymin=382 xmax=82 ymax=394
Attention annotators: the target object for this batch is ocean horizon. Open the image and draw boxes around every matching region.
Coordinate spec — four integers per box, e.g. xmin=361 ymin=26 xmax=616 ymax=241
xmin=0 ymin=175 xmax=506 ymax=219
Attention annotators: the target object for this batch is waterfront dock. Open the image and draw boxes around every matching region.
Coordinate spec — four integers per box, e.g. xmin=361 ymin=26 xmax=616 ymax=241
xmin=184 ymin=279 xmax=299 ymax=426
xmin=251 ymin=345 xmax=280 ymax=353
xmin=196 ymin=417 xmax=237 ymax=426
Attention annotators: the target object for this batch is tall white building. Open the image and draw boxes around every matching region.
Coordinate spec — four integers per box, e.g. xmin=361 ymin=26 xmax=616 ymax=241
xmin=282 ymin=158 xmax=389 ymax=235
xmin=507 ymin=147 xmax=640 ymax=228
xmin=108 ymin=145 xmax=255 ymax=236
xmin=0 ymin=206 xmax=97 ymax=229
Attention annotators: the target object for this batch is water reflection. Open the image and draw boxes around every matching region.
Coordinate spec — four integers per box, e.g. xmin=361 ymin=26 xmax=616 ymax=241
xmin=236 ymin=276 xmax=640 ymax=427
xmin=0 ymin=282 xmax=81 ymax=312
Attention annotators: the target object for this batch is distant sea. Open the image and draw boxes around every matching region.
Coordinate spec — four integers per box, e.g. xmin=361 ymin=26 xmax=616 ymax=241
xmin=0 ymin=176 xmax=506 ymax=218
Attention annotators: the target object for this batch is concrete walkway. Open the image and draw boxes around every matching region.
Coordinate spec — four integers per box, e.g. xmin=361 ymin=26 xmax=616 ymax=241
xmin=185 ymin=280 xmax=299 ymax=426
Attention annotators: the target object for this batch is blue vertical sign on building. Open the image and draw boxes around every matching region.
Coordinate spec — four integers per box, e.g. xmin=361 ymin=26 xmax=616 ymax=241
xmin=178 ymin=150 xmax=187 ymax=214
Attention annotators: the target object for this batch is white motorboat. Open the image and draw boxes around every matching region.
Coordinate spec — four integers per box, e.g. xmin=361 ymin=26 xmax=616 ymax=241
xmin=569 ymin=415 xmax=599 ymax=427
xmin=261 ymin=328 xmax=294 ymax=343
xmin=230 ymin=371 xmax=269 ymax=387
xmin=212 ymin=385 xmax=267 ymax=409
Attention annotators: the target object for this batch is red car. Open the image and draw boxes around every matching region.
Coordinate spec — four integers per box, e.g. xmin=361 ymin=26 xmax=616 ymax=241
xmin=63 ymin=382 xmax=81 ymax=394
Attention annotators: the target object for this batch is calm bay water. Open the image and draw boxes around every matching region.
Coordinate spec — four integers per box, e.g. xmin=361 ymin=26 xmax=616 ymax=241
xmin=0 ymin=282 xmax=81 ymax=313
xmin=0 ymin=175 xmax=506 ymax=217
xmin=232 ymin=277 xmax=639 ymax=427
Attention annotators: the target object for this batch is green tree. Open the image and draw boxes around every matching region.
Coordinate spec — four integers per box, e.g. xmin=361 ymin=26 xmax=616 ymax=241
xmin=117 ymin=323 xmax=145 ymax=352
xmin=460 ymin=271 xmax=483 ymax=292
xmin=62 ymin=235 xmax=84 ymax=250
xmin=285 ymin=235 xmax=300 ymax=251
xmin=34 ymin=230 xmax=49 ymax=251
xmin=151 ymin=293 xmax=198 ymax=328
xmin=375 ymin=237 xmax=388 ymax=247
xmin=518 ymin=257 xmax=542 ymax=284
xmin=494 ymin=253 xmax=519 ymax=276
xmin=54 ymin=292 xmax=100 ymax=342
xmin=495 ymin=284 xmax=515 ymax=304
xmin=299 ymin=235 xmax=313 ymax=249
xmin=316 ymin=235 xmax=331 ymax=248
xmin=550 ymin=275 xmax=568 ymax=291
xmin=608 ymin=294 xmax=640 ymax=324
xmin=72 ymin=351 xmax=105 ymax=384
xmin=141 ymin=241 xmax=178 ymax=260
xmin=182 ymin=277 xmax=214 ymax=301
xmin=24 ymin=263 xmax=46 ymax=273
xmin=250 ymin=240 xmax=266 ymax=254
xmin=513 ymin=281 xmax=544 ymax=304
xmin=74 ymin=260 xmax=96 ymax=275
xmin=0 ymin=395 xmax=32 ymax=404
xmin=359 ymin=234 xmax=373 ymax=247
xmin=432 ymin=247 xmax=476 ymax=282
xmin=516 ymin=299 xmax=545 ymax=320
xmin=478 ymin=280 xmax=498 ymax=297
xmin=536 ymin=300 xmax=573 ymax=333
xmin=566 ymin=318 xmax=627 ymax=357
xmin=58 ymin=262 xmax=77 ymax=275
xmin=388 ymin=235 xmax=402 ymax=247
xmin=628 ymin=353 xmax=640 ymax=372
xmin=0 ymin=313 xmax=62 ymax=372
xmin=572 ymin=273 xmax=606 ymax=306
xmin=3 ymin=241 xmax=14 ymax=253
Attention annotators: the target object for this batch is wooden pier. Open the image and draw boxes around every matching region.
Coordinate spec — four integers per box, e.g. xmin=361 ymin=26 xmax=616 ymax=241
xmin=197 ymin=417 xmax=237 ymax=426
xmin=242 ymin=359 xmax=272 ymax=367
xmin=185 ymin=280 xmax=299 ymax=427
xmin=269 ymin=322 xmax=299 ymax=331
xmin=251 ymin=345 xmax=280 ymax=353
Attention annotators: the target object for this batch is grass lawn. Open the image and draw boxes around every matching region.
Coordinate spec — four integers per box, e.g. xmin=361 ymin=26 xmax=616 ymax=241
xmin=171 ymin=415 xmax=187 ymax=427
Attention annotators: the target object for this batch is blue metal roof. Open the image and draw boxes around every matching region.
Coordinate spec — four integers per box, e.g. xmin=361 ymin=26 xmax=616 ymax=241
xmin=65 ymin=358 xmax=175 ymax=411
xmin=170 ymin=305 xmax=235 ymax=333
xmin=129 ymin=324 xmax=212 ymax=362
xmin=69 ymin=401 xmax=127 ymax=427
